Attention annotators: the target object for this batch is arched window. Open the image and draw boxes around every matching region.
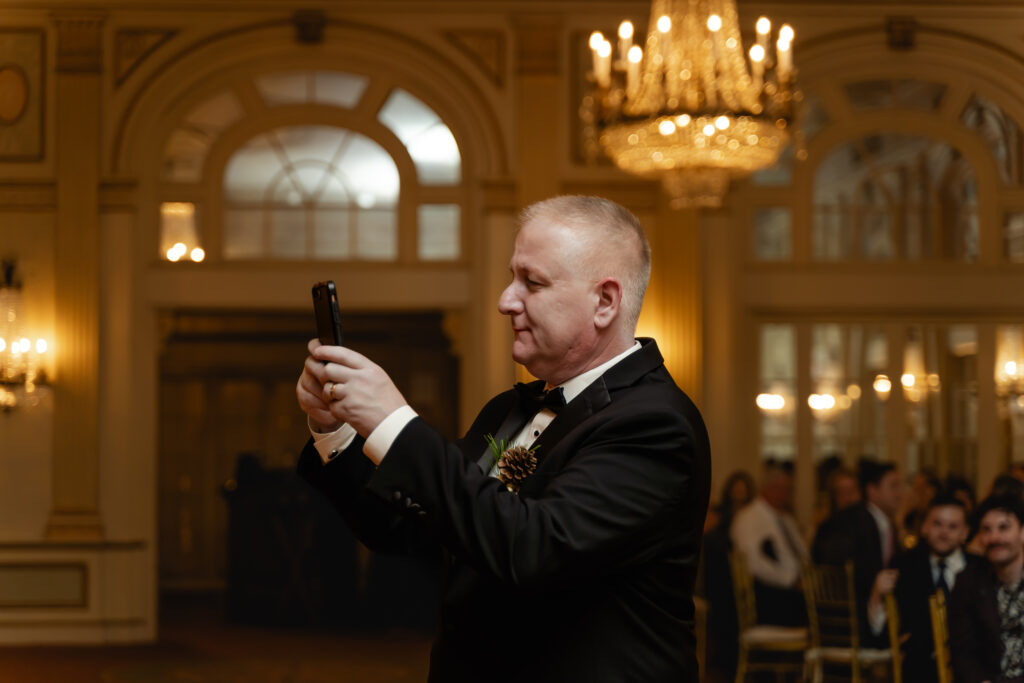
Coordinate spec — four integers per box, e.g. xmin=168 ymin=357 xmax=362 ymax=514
xmin=158 ymin=70 xmax=464 ymax=263
xmin=223 ymin=126 xmax=400 ymax=260
xmin=813 ymin=134 xmax=978 ymax=262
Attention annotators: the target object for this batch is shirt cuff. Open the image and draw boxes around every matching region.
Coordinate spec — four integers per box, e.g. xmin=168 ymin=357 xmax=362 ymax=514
xmin=362 ymin=405 xmax=418 ymax=465
xmin=309 ymin=418 xmax=358 ymax=465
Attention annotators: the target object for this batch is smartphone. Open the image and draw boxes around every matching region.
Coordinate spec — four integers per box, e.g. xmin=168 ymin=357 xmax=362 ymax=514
xmin=312 ymin=281 xmax=344 ymax=346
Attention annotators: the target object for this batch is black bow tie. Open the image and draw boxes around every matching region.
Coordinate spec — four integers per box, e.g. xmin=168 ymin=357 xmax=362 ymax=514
xmin=514 ymin=382 xmax=566 ymax=415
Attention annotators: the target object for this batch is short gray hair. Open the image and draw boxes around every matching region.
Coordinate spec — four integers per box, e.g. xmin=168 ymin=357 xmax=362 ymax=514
xmin=518 ymin=196 xmax=651 ymax=332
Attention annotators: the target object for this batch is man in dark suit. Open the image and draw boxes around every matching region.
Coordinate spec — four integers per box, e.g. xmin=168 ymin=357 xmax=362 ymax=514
xmin=872 ymin=494 xmax=979 ymax=682
xmin=812 ymin=459 xmax=904 ymax=647
xmin=950 ymin=494 xmax=1024 ymax=683
xmin=295 ymin=196 xmax=711 ymax=683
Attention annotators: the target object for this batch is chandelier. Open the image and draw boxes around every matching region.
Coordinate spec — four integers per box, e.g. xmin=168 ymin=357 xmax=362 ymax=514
xmin=0 ymin=259 xmax=50 ymax=412
xmin=582 ymin=0 xmax=799 ymax=208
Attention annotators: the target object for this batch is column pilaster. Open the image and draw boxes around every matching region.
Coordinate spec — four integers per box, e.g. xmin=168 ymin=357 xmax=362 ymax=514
xmin=46 ymin=11 xmax=106 ymax=541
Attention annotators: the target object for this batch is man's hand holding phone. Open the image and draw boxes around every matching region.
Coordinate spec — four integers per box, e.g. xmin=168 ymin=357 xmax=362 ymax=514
xmin=310 ymin=343 xmax=407 ymax=438
xmin=297 ymin=281 xmax=407 ymax=438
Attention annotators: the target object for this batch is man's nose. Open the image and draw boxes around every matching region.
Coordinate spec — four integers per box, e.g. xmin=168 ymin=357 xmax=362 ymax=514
xmin=497 ymin=283 xmax=520 ymax=314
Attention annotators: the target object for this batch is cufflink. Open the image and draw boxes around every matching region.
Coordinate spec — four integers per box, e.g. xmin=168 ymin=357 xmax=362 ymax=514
xmin=328 ymin=449 xmax=339 ymax=460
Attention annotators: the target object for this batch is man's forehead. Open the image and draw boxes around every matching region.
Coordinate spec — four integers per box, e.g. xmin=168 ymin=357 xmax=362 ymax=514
xmin=982 ymin=509 xmax=1019 ymax=527
xmin=926 ymin=504 xmax=965 ymax=523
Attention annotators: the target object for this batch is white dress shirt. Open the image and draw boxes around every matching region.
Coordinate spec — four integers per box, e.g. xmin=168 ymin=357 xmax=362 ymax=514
xmin=730 ymin=497 xmax=808 ymax=588
xmin=311 ymin=341 xmax=642 ymax=468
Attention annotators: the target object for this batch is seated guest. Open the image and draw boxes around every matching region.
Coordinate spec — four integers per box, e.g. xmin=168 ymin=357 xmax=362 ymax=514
xmin=731 ymin=460 xmax=807 ymax=626
xmin=813 ymin=458 xmax=904 ymax=647
xmin=950 ymin=494 xmax=1024 ymax=683
xmin=870 ymin=494 xmax=979 ymax=683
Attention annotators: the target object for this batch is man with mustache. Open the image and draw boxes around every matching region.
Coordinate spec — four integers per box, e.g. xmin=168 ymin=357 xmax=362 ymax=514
xmin=295 ymin=195 xmax=711 ymax=683
xmin=949 ymin=494 xmax=1024 ymax=683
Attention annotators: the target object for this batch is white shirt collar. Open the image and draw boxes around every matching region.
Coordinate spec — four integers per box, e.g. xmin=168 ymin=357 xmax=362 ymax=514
xmin=555 ymin=341 xmax=642 ymax=404
xmin=931 ymin=547 xmax=966 ymax=572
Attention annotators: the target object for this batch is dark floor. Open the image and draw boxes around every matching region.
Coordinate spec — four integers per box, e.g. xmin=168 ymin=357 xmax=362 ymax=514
xmin=0 ymin=595 xmax=433 ymax=683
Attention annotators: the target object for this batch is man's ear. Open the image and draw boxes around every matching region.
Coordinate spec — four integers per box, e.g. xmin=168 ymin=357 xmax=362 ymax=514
xmin=593 ymin=277 xmax=623 ymax=329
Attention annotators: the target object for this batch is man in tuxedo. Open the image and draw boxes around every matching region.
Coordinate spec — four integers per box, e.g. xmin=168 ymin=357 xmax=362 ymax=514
xmin=295 ymin=195 xmax=711 ymax=683
xmin=812 ymin=459 xmax=904 ymax=647
xmin=870 ymin=493 xmax=979 ymax=682
xmin=731 ymin=460 xmax=807 ymax=626
xmin=950 ymin=494 xmax=1024 ymax=683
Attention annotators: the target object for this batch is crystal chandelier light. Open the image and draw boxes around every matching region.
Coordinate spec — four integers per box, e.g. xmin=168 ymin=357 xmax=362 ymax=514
xmin=582 ymin=0 xmax=800 ymax=208
xmin=0 ymin=259 xmax=50 ymax=412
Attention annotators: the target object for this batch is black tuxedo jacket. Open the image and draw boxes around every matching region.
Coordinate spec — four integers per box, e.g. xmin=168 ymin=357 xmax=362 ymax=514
xmin=892 ymin=545 xmax=982 ymax=683
xmin=812 ymin=502 xmax=894 ymax=648
xmin=297 ymin=338 xmax=711 ymax=683
xmin=949 ymin=556 xmax=1003 ymax=683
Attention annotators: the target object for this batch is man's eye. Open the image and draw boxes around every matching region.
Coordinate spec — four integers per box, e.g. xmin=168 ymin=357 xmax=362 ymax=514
xmin=526 ymin=278 xmax=541 ymax=287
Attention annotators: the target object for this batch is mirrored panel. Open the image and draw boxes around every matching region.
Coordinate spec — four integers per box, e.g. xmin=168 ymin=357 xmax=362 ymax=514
xmin=997 ymin=325 xmax=1024 ymax=469
xmin=809 ymin=324 xmax=888 ymax=464
xmin=758 ymin=324 xmax=796 ymax=461
xmin=813 ymin=134 xmax=978 ymax=262
xmin=753 ymin=207 xmax=792 ymax=261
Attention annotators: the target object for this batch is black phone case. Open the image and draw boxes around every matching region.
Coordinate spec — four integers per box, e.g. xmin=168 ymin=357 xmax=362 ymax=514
xmin=312 ymin=281 xmax=343 ymax=346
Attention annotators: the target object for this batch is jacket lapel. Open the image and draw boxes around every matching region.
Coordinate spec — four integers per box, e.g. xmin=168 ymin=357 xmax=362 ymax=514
xmin=517 ymin=339 xmax=666 ymax=496
xmin=474 ymin=381 xmax=543 ymax=473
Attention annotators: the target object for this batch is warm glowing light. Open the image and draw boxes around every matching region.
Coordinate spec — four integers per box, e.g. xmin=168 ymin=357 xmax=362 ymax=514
xmin=779 ymin=24 xmax=795 ymax=43
xmin=675 ymin=114 xmax=691 ymax=126
xmin=808 ymin=393 xmax=836 ymax=411
xmin=749 ymin=45 xmax=765 ymax=63
xmin=707 ymin=14 xmax=722 ymax=32
xmin=589 ymin=31 xmax=604 ymax=50
xmin=167 ymin=242 xmax=188 ymax=262
xmin=927 ymin=373 xmax=941 ymax=389
xmin=702 ymin=124 xmax=715 ymax=136
xmin=618 ymin=21 xmax=634 ymax=40
xmin=873 ymin=374 xmax=892 ymax=394
xmin=659 ymin=120 xmax=676 ymax=136
xmin=1007 ymin=361 xmax=1019 ymax=377
xmin=0 ymin=338 xmax=5 ymax=353
xmin=657 ymin=15 xmax=672 ymax=33
xmin=756 ymin=17 xmax=771 ymax=35
xmin=901 ymin=373 xmax=916 ymax=389
xmin=756 ymin=393 xmax=786 ymax=411
xmin=35 ymin=339 xmax=47 ymax=354
xmin=847 ymin=384 xmax=862 ymax=400
xmin=777 ymin=38 xmax=791 ymax=52
xmin=190 ymin=247 xmax=206 ymax=262
xmin=715 ymin=116 xmax=730 ymax=130
xmin=628 ymin=46 xmax=643 ymax=63
xmin=597 ymin=40 xmax=612 ymax=58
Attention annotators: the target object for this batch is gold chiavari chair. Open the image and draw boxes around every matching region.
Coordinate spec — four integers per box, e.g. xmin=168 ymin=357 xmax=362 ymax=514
xmin=802 ymin=562 xmax=901 ymax=683
xmin=729 ymin=551 xmax=808 ymax=683
xmin=929 ymin=590 xmax=953 ymax=683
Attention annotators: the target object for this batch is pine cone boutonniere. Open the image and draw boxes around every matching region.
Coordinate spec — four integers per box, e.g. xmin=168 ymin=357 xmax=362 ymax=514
xmin=485 ymin=435 xmax=538 ymax=494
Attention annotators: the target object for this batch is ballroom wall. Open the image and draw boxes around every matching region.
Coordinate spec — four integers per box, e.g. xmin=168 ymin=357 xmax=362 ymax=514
xmin=1 ymin=0 xmax=1024 ymax=644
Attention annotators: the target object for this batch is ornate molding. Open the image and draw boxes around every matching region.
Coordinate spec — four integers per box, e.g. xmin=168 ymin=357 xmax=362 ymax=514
xmin=114 ymin=28 xmax=176 ymax=86
xmin=51 ymin=12 xmax=105 ymax=74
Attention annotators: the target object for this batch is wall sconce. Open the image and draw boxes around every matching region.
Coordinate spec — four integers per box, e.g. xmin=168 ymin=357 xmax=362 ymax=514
xmin=0 ymin=258 xmax=51 ymax=413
